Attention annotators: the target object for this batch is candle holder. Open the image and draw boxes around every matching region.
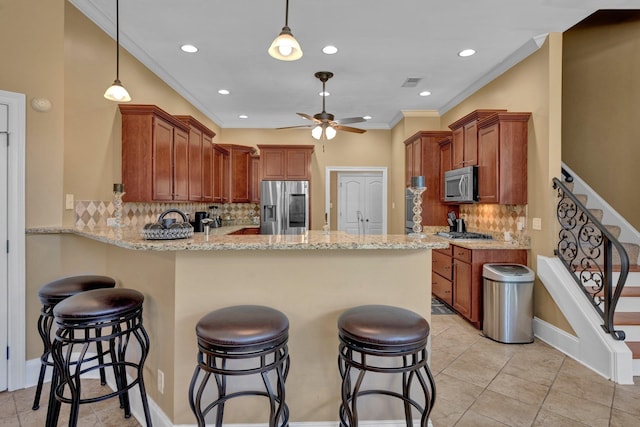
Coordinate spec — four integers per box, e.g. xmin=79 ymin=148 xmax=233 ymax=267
xmin=111 ymin=184 xmax=126 ymax=228
xmin=408 ymin=185 xmax=426 ymax=238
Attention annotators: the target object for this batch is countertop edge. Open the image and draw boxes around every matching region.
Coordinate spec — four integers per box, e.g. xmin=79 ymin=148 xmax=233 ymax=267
xmin=26 ymin=227 xmax=451 ymax=251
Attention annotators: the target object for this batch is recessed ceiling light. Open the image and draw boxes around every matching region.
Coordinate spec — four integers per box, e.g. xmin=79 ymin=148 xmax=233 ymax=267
xmin=458 ymin=49 xmax=476 ymax=57
xmin=322 ymin=45 xmax=338 ymax=55
xmin=181 ymin=44 xmax=198 ymax=53
xmin=419 ymin=91 xmax=431 ymax=97
xmin=239 ymin=114 xmax=248 ymax=119
xmin=319 ymin=91 xmax=330 ymax=97
xmin=363 ymin=116 xmax=372 ymax=120
xmin=218 ymin=89 xmax=230 ymax=95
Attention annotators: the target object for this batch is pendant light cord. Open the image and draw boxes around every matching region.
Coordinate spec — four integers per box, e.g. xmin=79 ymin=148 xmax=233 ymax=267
xmin=284 ymin=0 xmax=289 ymax=27
xmin=116 ymin=0 xmax=120 ymax=81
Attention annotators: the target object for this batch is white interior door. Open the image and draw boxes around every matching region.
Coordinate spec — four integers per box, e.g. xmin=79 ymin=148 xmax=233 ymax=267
xmin=0 ymin=102 xmax=8 ymax=391
xmin=338 ymin=173 xmax=384 ymax=235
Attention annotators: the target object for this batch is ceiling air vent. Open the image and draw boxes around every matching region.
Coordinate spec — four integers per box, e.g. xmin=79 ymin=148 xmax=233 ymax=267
xmin=401 ymin=77 xmax=422 ymax=88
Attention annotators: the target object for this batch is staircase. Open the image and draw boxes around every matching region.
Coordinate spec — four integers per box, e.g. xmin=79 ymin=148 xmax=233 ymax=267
xmin=561 ymin=166 xmax=640 ymax=375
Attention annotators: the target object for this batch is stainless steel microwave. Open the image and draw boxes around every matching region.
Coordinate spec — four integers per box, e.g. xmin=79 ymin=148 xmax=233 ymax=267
xmin=444 ymin=166 xmax=478 ymax=203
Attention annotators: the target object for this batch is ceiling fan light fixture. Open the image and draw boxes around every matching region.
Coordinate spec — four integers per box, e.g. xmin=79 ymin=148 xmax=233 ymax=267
xmin=104 ymin=0 xmax=131 ymax=102
xmin=269 ymin=0 xmax=303 ymax=61
xmin=325 ymin=126 xmax=336 ymax=140
xmin=104 ymin=79 xmax=131 ymax=102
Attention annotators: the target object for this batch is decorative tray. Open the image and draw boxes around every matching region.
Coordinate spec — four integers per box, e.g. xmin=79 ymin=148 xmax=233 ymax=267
xmin=141 ymin=209 xmax=194 ymax=240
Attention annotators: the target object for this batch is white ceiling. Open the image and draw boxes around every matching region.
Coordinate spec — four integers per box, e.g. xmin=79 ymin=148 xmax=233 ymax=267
xmin=70 ymin=0 xmax=640 ymax=130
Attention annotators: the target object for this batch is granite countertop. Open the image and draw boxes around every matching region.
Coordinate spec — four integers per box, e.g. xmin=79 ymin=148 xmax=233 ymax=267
xmin=26 ymin=226 xmax=450 ymax=251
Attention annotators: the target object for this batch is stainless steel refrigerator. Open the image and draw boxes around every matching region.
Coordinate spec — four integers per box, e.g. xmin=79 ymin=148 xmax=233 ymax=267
xmin=260 ymin=180 xmax=309 ymax=235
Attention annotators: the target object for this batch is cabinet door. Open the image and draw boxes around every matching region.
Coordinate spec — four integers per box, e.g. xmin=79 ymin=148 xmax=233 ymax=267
xmin=152 ymin=117 xmax=174 ymax=201
xmin=230 ymin=147 xmax=250 ymax=203
xmin=411 ymin=140 xmax=422 ymax=177
xmin=173 ymin=127 xmax=189 ymax=201
xmin=262 ymin=149 xmax=286 ymax=180
xmin=439 ymin=140 xmax=453 ymax=202
xmin=202 ymin=135 xmax=213 ymax=202
xmin=405 ymin=142 xmax=413 ymax=187
xmin=463 ymin=121 xmax=479 ymax=166
xmin=250 ymin=155 xmax=260 ymax=203
xmin=432 ymin=273 xmax=453 ymax=305
xmin=452 ymin=127 xmax=464 ymax=169
xmin=285 ymin=149 xmax=310 ymax=180
xmin=188 ymin=127 xmax=203 ymax=201
xmin=212 ymin=146 xmax=226 ymax=203
xmin=452 ymin=258 xmax=473 ymax=320
xmin=477 ymin=122 xmax=499 ymax=203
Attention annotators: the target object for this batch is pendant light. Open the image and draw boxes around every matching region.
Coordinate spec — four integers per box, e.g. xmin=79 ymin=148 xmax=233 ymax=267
xmin=104 ymin=0 xmax=131 ymax=102
xmin=268 ymin=0 xmax=303 ymax=61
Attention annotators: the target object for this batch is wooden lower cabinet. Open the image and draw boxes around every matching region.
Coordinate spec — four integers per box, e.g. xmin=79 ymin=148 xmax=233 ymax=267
xmin=432 ymin=244 xmax=527 ymax=329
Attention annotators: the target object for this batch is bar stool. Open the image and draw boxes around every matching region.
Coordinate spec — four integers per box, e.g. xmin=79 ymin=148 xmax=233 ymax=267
xmin=46 ymin=288 xmax=152 ymax=427
xmin=33 ymin=275 xmax=116 ymax=410
xmin=189 ymin=305 xmax=290 ymax=427
xmin=337 ymin=305 xmax=436 ymax=427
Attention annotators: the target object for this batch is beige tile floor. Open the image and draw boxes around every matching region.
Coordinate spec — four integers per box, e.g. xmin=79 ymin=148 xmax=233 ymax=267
xmin=2 ymin=313 xmax=640 ymax=426
xmin=430 ymin=314 xmax=640 ymax=426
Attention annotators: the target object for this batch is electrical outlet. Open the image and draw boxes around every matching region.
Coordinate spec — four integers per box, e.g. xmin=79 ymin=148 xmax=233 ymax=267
xmin=517 ymin=217 xmax=525 ymax=231
xmin=65 ymin=194 xmax=74 ymax=210
xmin=106 ymin=218 xmax=117 ymax=226
xmin=157 ymin=369 xmax=164 ymax=394
xmin=532 ymin=217 xmax=542 ymax=230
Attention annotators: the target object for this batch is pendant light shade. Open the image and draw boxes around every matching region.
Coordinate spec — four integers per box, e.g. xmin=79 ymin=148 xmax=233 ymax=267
xmin=104 ymin=0 xmax=131 ymax=102
xmin=268 ymin=0 xmax=303 ymax=61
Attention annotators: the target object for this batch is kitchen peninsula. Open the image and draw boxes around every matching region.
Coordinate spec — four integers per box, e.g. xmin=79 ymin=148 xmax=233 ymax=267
xmin=27 ymin=226 xmax=447 ymax=425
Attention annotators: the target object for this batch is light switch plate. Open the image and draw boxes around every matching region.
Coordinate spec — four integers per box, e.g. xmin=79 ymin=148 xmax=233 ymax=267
xmin=532 ymin=217 xmax=542 ymax=230
xmin=65 ymin=194 xmax=74 ymax=210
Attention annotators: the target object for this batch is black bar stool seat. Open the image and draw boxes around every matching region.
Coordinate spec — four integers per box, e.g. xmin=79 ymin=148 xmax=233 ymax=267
xmin=338 ymin=305 xmax=436 ymax=427
xmin=189 ymin=305 xmax=290 ymax=427
xmin=46 ymin=288 xmax=152 ymax=427
xmin=33 ymin=275 xmax=116 ymax=410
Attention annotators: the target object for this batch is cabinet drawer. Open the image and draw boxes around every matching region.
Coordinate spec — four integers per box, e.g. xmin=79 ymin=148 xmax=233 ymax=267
xmin=432 ymin=251 xmax=452 ymax=278
xmin=452 ymin=246 xmax=471 ymax=262
xmin=432 ymin=273 xmax=452 ymax=305
xmin=434 ymin=246 xmax=452 ymax=256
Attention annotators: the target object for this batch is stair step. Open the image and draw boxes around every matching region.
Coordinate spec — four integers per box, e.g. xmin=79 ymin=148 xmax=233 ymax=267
xmin=615 ymin=312 xmax=640 ymax=325
xmin=626 ymin=342 xmax=640 ymax=359
xmin=576 ymin=194 xmax=588 ymax=205
xmin=606 ymin=225 xmax=622 ymax=239
xmin=595 ymin=286 xmax=640 ymax=298
xmin=589 ymin=208 xmax=603 ymax=221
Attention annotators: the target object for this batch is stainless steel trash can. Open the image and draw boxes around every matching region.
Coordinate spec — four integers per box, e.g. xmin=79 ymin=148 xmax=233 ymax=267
xmin=482 ymin=264 xmax=535 ymax=344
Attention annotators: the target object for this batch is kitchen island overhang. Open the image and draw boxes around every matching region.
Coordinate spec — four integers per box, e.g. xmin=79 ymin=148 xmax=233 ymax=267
xmin=26 ymin=228 xmax=446 ymax=425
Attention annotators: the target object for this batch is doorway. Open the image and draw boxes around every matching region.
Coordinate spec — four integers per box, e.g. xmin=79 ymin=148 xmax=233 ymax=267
xmin=324 ymin=166 xmax=387 ymax=235
xmin=0 ymin=90 xmax=26 ymax=391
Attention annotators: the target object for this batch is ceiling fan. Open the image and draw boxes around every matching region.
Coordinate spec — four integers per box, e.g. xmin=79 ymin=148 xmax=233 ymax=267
xmin=278 ymin=71 xmax=367 ymax=140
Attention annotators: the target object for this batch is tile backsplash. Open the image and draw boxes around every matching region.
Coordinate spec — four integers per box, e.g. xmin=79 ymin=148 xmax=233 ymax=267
xmin=459 ymin=204 xmax=527 ymax=235
xmin=75 ymin=200 xmax=260 ymax=229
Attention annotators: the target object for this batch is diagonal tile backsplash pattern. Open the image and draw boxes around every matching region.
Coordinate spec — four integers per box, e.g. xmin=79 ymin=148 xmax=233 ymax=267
xmin=75 ymin=200 xmax=260 ymax=230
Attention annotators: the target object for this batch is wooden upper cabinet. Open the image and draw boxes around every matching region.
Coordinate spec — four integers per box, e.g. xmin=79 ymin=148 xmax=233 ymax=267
xmin=175 ymin=115 xmax=217 ymax=202
xmin=120 ymin=104 xmax=190 ymax=202
xmin=257 ymin=145 xmax=314 ymax=181
xmin=448 ymin=109 xmax=506 ymax=169
xmin=403 ymin=131 xmax=453 ymax=226
xmin=212 ymin=144 xmax=229 ymax=203
xmin=249 ymin=154 xmax=260 ymax=204
xmin=217 ymin=144 xmax=253 ymax=203
xmin=438 ymin=136 xmax=453 ymax=202
xmin=477 ymin=112 xmax=531 ymax=204
xmin=201 ymin=133 xmax=214 ymax=202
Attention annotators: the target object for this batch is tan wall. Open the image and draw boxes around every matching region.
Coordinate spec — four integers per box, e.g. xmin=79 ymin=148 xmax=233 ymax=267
xmin=562 ymin=17 xmax=640 ymax=230
xmin=0 ymin=0 xmax=65 ymax=227
xmin=440 ymin=34 xmax=573 ymax=333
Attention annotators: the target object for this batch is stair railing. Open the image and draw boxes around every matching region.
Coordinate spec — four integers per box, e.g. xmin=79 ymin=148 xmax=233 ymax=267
xmin=553 ymin=177 xmax=629 ymax=340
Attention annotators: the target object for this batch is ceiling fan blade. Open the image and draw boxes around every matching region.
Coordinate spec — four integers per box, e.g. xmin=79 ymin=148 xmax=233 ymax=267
xmin=335 ymin=116 xmax=367 ymax=125
xmin=277 ymin=124 xmax=315 ymax=130
xmin=334 ymin=125 xmax=367 ymax=134
xmin=297 ymin=112 xmax=321 ymax=123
